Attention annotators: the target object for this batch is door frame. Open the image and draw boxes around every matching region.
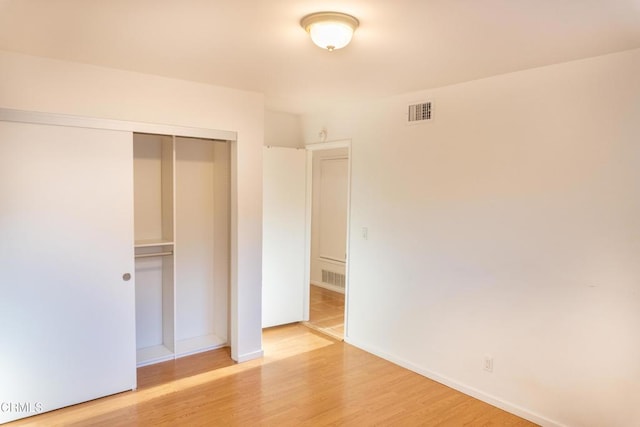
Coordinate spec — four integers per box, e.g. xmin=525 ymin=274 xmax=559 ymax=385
xmin=304 ymin=139 xmax=352 ymax=338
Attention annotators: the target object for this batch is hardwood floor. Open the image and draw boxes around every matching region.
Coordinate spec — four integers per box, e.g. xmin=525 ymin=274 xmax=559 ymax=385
xmin=306 ymin=284 xmax=345 ymax=339
xmin=9 ymin=324 xmax=535 ymax=426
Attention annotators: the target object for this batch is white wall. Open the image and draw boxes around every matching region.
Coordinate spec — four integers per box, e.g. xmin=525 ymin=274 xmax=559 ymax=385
xmin=301 ymin=49 xmax=640 ymax=427
xmin=264 ymin=109 xmax=303 ymax=148
xmin=0 ymin=50 xmax=264 ymax=362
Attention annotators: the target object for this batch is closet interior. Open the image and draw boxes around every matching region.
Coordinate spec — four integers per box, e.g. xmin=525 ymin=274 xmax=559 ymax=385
xmin=133 ymin=133 xmax=230 ymax=367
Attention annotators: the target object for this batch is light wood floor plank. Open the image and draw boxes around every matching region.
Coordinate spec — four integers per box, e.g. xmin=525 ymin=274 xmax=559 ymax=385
xmin=7 ymin=324 xmax=536 ymax=426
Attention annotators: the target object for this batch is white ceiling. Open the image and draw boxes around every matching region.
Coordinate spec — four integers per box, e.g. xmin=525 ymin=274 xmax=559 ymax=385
xmin=0 ymin=0 xmax=639 ymax=114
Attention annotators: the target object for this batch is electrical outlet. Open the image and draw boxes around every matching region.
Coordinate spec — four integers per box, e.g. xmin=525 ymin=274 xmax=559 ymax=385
xmin=362 ymin=227 xmax=368 ymax=240
xmin=483 ymin=356 xmax=494 ymax=373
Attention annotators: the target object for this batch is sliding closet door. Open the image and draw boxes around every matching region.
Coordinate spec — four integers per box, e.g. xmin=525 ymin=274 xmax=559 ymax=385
xmin=0 ymin=122 xmax=136 ymax=423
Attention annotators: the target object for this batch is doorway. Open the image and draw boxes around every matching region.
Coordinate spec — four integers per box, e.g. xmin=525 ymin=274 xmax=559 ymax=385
xmin=304 ymin=144 xmax=350 ymax=339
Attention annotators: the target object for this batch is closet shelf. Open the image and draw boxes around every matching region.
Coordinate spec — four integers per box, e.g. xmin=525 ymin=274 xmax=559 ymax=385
xmin=134 ymin=239 xmax=174 ymax=248
xmin=135 ymin=251 xmax=173 ymax=259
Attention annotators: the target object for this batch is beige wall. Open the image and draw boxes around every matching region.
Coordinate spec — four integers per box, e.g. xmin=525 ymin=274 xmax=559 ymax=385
xmin=301 ymin=49 xmax=640 ymax=427
xmin=264 ymin=109 xmax=303 ymax=148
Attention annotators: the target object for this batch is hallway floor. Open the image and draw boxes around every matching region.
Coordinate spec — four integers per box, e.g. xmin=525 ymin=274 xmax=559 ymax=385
xmin=306 ymin=285 xmax=345 ymax=339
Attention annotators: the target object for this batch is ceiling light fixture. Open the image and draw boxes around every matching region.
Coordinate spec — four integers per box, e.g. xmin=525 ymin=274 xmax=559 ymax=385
xmin=300 ymin=12 xmax=359 ymax=51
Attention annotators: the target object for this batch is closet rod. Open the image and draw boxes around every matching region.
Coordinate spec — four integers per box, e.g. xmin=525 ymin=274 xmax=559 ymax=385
xmin=135 ymin=251 xmax=173 ymax=259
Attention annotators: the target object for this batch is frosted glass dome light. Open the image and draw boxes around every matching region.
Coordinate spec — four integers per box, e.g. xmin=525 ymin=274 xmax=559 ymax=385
xmin=301 ymin=12 xmax=359 ymax=51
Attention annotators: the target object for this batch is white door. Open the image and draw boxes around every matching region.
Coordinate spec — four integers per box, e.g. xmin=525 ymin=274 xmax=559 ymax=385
xmin=317 ymin=157 xmax=349 ymax=263
xmin=0 ymin=122 xmax=136 ymax=423
xmin=262 ymin=147 xmax=307 ymax=328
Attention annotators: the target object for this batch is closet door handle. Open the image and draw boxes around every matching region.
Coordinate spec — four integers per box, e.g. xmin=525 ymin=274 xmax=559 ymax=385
xmin=122 ymin=273 xmax=131 ymax=281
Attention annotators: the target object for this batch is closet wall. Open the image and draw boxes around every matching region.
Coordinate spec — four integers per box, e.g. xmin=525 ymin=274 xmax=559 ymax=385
xmin=134 ymin=133 xmax=230 ymax=366
xmin=174 ymin=136 xmax=230 ymax=355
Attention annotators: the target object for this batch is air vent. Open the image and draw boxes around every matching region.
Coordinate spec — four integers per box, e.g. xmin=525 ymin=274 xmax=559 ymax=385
xmin=322 ymin=269 xmax=345 ymax=289
xmin=407 ymin=101 xmax=432 ymax=124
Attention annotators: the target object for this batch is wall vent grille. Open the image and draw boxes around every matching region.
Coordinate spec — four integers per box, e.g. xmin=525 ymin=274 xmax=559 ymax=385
xmin=407 ymin=102 xmax=432 ymax=123
xmin=322 ymin=269 xmax=345 ymax=289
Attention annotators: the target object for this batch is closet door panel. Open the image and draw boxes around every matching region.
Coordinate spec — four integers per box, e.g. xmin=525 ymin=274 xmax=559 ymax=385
xmin=262 ymin=146 xmax=307 ymax=328
xmin=0 ymin=122 xmax=135 ymax=423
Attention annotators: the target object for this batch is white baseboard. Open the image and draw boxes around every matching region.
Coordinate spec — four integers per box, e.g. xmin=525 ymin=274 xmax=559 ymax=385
xmin=344 ymin=337 xmax=565 ymax=427
xmin=234 ymin=349 xmax=264 ymax=363
xmin=311 ymin=280 xmax=345 ymax=294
